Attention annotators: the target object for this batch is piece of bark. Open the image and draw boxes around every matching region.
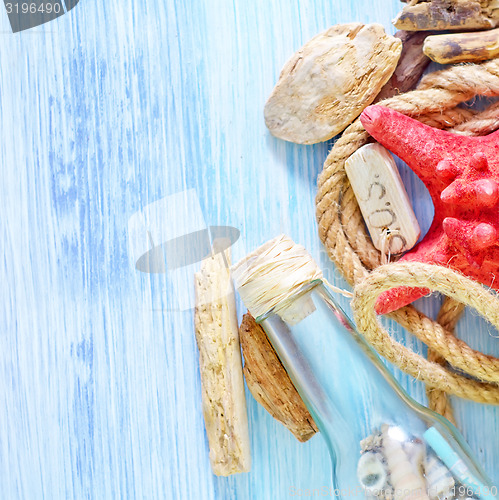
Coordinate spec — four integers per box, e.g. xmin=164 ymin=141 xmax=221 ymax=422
xmin=423 ymin=28 xmax=499 ymax=63
xmin=239 ymin=313 xmax=318 ymax=442
xmin=393 ymin=0 xmax=499 ymax=31
xmin=376 ymin=31 xmax=433 ymax=101
xmin=194 ymin=249 xmax=251 ymax=476
xmin=264 ymin=24 xmax=402 ymax=145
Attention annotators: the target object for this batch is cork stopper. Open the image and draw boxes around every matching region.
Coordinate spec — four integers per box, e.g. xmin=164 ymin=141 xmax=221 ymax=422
xmin=231 ymin=235 xmax=323 ymax=323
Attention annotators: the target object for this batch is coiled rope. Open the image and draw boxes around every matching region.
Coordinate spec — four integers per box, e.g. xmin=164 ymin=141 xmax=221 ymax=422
xmin=316 ymin=59 xmax=499 ymax=419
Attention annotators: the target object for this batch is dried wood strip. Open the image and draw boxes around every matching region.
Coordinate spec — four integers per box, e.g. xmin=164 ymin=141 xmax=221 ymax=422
xmin=393 ymin=0 xmax=499 ymax=31
xmin=194 ymin=249 xmax=251 ymax=475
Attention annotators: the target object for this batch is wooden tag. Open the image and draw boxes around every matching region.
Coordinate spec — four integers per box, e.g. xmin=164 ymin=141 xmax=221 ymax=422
xmin=345 ymin=143 xmax=420 ymax=254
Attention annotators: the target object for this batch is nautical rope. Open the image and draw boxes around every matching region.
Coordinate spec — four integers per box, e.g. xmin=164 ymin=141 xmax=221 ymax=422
xmin=451 ymin=101 xmax=499 ymax=136
xmin=316 ymin=59 xmax=499 ymax=414
xmin=427 ymin=297 xmax=465 ymax=425
xmin=351 ymin=263 xmax=499 ymax=404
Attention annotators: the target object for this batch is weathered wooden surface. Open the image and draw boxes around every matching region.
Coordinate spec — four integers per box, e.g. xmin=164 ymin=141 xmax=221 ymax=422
xmin=194 ymin=250 xmax=251 ymax=476
xmin=393 ymin=0 xmax=499 ymax=31
xmin=0 ymin=0 xmax=497 ymax=498
xmin=423 ymin=28 xmax=499 ymax=64
xmin=376 ymin=30 xmax=432 ymax=101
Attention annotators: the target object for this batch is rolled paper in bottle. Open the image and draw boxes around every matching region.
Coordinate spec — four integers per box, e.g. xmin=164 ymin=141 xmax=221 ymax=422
xmin=424 ymin=427 xmax=486 ymax=498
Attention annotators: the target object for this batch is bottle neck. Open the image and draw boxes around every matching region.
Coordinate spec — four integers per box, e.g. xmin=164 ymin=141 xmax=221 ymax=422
xmin=257 ymin=283 xmax=496 ymax=496
xmin=259 ymin=283 xmax=425 ymax=450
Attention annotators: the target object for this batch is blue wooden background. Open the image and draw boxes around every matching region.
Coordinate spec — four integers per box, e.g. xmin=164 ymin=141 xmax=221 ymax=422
xmin=0 ymin=1 xmax=497 ymax=498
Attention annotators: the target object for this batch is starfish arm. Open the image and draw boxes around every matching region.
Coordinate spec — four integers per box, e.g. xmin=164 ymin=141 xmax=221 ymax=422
xmin=358 ymin=106 xmax=499 ymax=314
xmin=483 ymin=128 xmax=499 ymax=145
xmin=375 ymin=287 xmax=430 ymax=315
xmin=375 ymin=226 xmax=444 ymax=314
xmin=360 ymin=106 xmax=461 ymax=189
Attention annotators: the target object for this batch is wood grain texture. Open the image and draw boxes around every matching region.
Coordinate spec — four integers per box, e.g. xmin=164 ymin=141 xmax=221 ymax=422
xmin=0 ymin=0 xmax=496 ymax=499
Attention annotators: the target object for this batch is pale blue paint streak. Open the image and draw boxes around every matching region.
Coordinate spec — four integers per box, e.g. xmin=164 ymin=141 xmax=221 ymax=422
xmin=0 ymin=0 xmax=497 ymax=499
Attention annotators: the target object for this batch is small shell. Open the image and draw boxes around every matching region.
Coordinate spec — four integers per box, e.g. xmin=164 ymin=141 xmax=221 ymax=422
xmin=403 ymin=440 xmax=426 ymax=475
xmin=357 ymin=452 xmax=388 ymax=493
xmin=424 ymin=454 xmax=455 ymax=500
xmin=361 ymin=431 xmax=383 ymax=453
xmin=382 ymin=426 xmax=430 ymax=500
xmin=264 ymin=24 xmax=402 ymax=144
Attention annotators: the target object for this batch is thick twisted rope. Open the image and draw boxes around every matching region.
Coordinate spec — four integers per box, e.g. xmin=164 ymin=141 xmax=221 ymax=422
xmin=451 ymin=101 xmax=499 ymax=135
xmin=427 ymin=297 xmax=465 ymax=425
xmin=316 ymin=59 xmax=499 ymax=412
xmin=351 ymin=264 xmax=499 ymax=404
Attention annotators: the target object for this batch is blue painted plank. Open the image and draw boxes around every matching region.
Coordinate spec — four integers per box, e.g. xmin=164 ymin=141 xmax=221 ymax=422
xmin=0 ymin=0 xmax=497 ymax=499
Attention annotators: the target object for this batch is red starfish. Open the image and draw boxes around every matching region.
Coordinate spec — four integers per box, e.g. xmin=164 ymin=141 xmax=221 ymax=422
xmin=359 ymin=105 xmax=499 ymax=314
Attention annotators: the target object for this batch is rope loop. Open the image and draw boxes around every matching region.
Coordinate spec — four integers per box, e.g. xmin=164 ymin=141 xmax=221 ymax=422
xmin=351 ymin=263 xmax=499 ymax=403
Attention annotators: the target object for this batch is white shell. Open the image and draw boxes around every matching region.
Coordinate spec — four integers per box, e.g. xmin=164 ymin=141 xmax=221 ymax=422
xmin=357 ymin=452 xmax=388 ymax=493
xmin=382 ymin=427 xmax=430 ymax=500
xmin=424 ymin=454 xmax=455 ymax=500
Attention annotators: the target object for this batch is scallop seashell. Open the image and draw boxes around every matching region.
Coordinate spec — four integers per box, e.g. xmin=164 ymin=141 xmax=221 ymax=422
xmin=382 ymin=426 xmax=430 ymax=500
xmin=357 ymin=451 xmax=388 ymax=493
xmin=424 ymin=454 xmax=455 ymax=500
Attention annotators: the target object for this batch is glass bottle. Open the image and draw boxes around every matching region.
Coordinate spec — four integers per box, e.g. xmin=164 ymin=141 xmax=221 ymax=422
xmin=256 ymin=280 xmax=497 ymax=500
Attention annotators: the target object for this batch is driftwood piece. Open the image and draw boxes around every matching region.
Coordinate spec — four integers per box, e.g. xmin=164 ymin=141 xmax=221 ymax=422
xmin=194 ymin=249 xmax=251 ymax=476
xmin=394 ymin=0 xmax=499 ymax=31
xmin=423 ymin=28 xmax=499 ymax=63
xmin=264 ymin=24 xmax=402 ymax=144
xmin=239 ymin=313 xmax=318 ymax=442
xmin=376 ymin=31 xmax=432 ymax=101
